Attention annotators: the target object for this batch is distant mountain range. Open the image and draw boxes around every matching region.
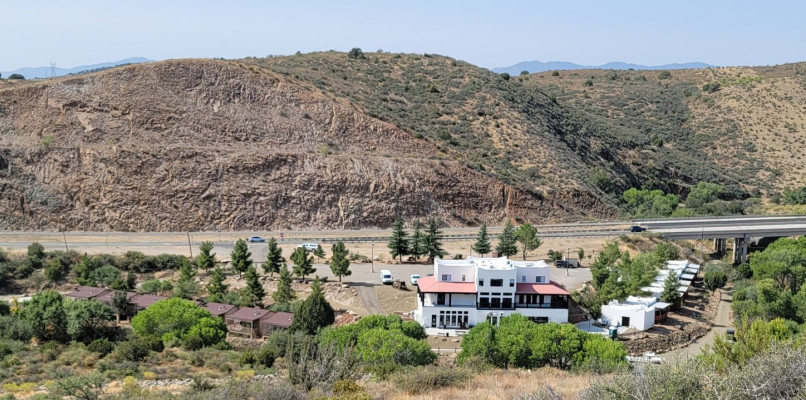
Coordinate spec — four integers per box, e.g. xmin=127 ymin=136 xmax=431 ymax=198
xmin=492 ymin=60 xmax=713 ymax=75
xmin=1 ymin=57 xmax=152 ymax=79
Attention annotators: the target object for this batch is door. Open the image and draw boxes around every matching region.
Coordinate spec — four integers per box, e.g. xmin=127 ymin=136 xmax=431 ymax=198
xmin=621 ymin=316 xmax=630 ymax=327
xmin=431 ymin=315 xmax=437 ymax=328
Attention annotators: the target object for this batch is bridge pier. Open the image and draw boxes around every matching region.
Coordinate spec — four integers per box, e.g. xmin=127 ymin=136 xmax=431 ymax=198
xmin=732 ymin=234 xmax=750 ymax=264
xmin=713 ymin=238 xmax=726 ymax=254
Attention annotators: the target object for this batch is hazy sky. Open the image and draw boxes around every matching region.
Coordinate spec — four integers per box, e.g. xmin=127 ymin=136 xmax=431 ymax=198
xmin=2 ymin=0 xmax=804 ymax=71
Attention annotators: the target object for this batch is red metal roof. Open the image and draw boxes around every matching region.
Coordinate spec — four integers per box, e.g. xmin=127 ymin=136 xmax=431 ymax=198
xmin=417 ymin=275 xmax=477 ymax=294
xmin=130 ymin=294 xmax=167 ymax=308
xmin=515 ymin=281 xmax=570 ymax=295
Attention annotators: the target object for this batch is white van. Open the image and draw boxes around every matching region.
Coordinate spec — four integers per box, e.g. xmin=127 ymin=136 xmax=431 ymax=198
xmin=297 ymin=243 xmax=319 ymax=251
xmin=380 ymin=269 xmax=393 ymax=284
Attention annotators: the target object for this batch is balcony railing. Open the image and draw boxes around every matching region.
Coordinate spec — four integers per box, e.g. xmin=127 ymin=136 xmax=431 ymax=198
xmin=515 ymin=300 xmax=569 ymax=309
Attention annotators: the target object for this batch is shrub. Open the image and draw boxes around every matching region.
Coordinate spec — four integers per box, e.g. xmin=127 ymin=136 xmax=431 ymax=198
xmin=392 ymin=365 xmax=471 ymax=394
xmin=183 ymin=334 xmax=204 ymax=351
xmin=658 ymin=71 xmax=671 ymax=79
xmin=186 ymin=317 xmax=228 ymax=347
xmin=8 ymin=74 xmax=24 ymax=80
xmin=347 ymin=48 xmax=365 ymax=60
xmin=0 ymin=316 xmax=33 ymax=341
xmin=87 ymin=338 xmax=115 ymax=356
xmin=115 ymin=336 xmax=163 ymax=362
xmin=500 ymin=73 xmax=510 ymax=81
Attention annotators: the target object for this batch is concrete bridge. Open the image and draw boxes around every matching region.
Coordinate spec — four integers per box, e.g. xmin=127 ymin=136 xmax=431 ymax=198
xmin=635 ymin=215 xmax=806 ymax=263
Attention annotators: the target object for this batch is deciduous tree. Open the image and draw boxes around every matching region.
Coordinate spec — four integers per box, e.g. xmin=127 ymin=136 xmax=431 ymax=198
xmin=65 ymin=299 xmax=114 ymax=342
xmin=515 ymin=223 xmax=542 ymax=260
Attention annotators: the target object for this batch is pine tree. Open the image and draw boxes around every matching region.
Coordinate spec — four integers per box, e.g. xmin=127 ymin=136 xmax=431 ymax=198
xmin=272 ymin=263 xmax=296 ymax=304
xmin=263 ymin=238 xmax=283 ymax=277
xmin=387 ymin=216 xmax=410 ymax=263
xmin=243 ymin=265 xmax=266 ymax=307
xmin=515 ymin=223 xmax=542 ymax=260
xmin=290 ymin=277 xmax=335 ymax=335
xmin=126 ymin=272 xmax=136 ymax=291
xmin=197 ymin=241 xmax=216 ymax=274
xmin=313 ymin=245 xmax=326 ymax=263
xmin=409 ymin=221 xmax=427 ymax=260
xmin=230 ymin=239 xmax=252 ymax=279
xmin=329 ymin=241 xmax=352 ymax=282
xmin=207 ymin=266 xmax=229 ymax=299
xmin=660 ymin=273 xmax=681 ymax=305
xmin=472 ymin=222 xmax=492 ymax=256
xmin=495 ymin=220 xmax=518 ymax=257
xmin=290 ymin=247 xmax=315 ymax=283
xmin=178 ymin=258 xmax=197 ymax=282
xmin=424 ymin=217 xmax=447 ymax=260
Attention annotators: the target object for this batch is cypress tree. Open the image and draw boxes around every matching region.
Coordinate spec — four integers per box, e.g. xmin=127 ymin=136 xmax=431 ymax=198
xmin=387 ymin=216 xmax=410 ymax=263
xmin=272 ymin=263 xmax=296 ymax=304
xmin=230 ymin=239 xmax=252 ymax=279
xmin=290 ymin=277 xmax=335 ymax=335
xmin=290 ymin=247 xmax=315 ymax=283
xmin=329 ymin=241 xmax=352 ymax=282
xmin=472 ymin=222 xmax=492 ymax=256
xmin=264 ymin=237 xmax=283 ymax=277
xmin=495 ymin=220 xmax=518 ymax=257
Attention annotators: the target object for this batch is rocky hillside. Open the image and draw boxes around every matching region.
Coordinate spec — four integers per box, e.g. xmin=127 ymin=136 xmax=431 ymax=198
xmin=2 ymin=53 xmax=803 ymax=231
xmin=532 ymin=63 xmax=806 ymax=195
xmin=0 ymin=59 xmax=612 ymax=231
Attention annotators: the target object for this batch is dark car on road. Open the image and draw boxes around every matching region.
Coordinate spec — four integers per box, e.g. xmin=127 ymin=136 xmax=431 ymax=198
xmin=554 ymin=260 xmax=569 ymax=268
xmin=629 ymin=226 xmax=646 ymax=232
xmin=248 ymin=236 xmax=266 ymax=243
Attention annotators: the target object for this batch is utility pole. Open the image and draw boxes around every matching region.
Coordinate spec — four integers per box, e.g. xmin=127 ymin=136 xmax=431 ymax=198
xmin=62 ymin=231 xmax=68 ymax=251
xmin=699 ymin=228 xmax=704 ymax=264
xmin=187 ymin=232 xmax=193 ymax=258
xmin=566 ymin=246 xmax=570 ymax=277
xmin=371 ymin=242 xmax=375 ymax=273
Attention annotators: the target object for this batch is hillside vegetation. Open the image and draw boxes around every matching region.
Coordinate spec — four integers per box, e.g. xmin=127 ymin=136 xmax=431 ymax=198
xmin=1 ymin=52 xmax=805 ymax=230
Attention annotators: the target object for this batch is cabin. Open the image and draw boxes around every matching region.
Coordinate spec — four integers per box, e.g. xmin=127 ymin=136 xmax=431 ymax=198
xmin=226 ymin=307 xmax=271 ymax=339
xmin=260 ymin=311 xmax=294 ymax=336
xmin=128 ymin=294 xmax=167 ymax=316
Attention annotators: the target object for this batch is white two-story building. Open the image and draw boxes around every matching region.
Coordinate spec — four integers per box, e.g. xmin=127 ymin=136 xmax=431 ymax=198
xmin=413 ymin=257 xmax=570 ymax=329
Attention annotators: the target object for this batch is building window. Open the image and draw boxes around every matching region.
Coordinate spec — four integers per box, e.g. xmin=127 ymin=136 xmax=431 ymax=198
xmin=479 ymin=297 xmax=490 ymax=308
xmin=441 ymin=274 xmax=451 ymax=281
xmin=521 ymin=275 xmax=526 ymax=283
xmin=478 ymin=279 xmax=484 ymax=286
xmin=509 ymin=278 xmax=515 ymax=287
xmin=437 ymin=293 xmax=445 ymax=305
xmin=535 ymin=276 xmax=545 ymax=283
xmin=491 ymin=298 xmax=501 ymax=308
xmin=461 ymin=274 xmax=466 ymax=282
xmin=502 ymin=298 xmax=513 ymax=308
xmin=490 ymin=279 xmax=503 ymax=287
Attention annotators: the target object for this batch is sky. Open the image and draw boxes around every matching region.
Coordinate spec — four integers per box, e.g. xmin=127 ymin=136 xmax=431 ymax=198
xmin=1 ymin=0 xmax=804 ymax=71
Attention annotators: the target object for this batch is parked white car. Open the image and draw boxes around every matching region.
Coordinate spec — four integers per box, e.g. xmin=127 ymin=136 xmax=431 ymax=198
xmin=297 ymin=243 xmax=319 ymax=251
xmin=410 ymin=274 xmax=420 ymax=286
xmin=380 ymin=269 xmax=393 ymax=284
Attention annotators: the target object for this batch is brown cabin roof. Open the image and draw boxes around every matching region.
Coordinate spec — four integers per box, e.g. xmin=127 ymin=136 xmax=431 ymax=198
xmin=129 ymin=294 xmax=167 ymax=308
xmin=204 ymin=302 xmax=237 ymax=317
xmin=95 ymin=291 xmax=138 ymax=304
xmin=262 ymin=311 xmax=294 ymax=328
xmin=65 ymin=286 xmax=111 ymax=300
xmin=228 ymin=307 xmax=270 ymax=322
